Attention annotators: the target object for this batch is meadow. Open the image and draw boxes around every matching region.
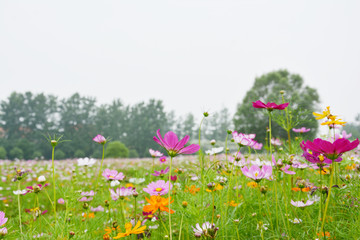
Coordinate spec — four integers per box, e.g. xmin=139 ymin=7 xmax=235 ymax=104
xmin=0 ymin=101 xmax=359 ymax=240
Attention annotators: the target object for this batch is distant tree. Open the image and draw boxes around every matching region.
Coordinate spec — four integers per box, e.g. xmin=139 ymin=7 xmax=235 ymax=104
xmin=343 ymin=113 xmax=360 ymax=139
xmin=9 ymin=147 xmax=23 ymax=160
xmin=105 ymin=141 xmax=129 ymax=158
xmin=0 ymin=147 xmax=7 ymax=159
xmin=233 ymin=70 xmax=320 ymax=143
xmin=122 ymin=99 xmax=169 ymax=157
xmin=58 ymin=93 xmax=97 ymax=158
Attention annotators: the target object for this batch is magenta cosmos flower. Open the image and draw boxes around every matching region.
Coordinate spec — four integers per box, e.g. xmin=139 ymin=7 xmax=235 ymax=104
xmin=152 ymin=167 xmax=169 ymax=177
xmin=241 ymin=165 xmax=273 ymax=182
xmin=159 ymin=156 xmax=167 ymax=164
xmin=143 ymin=180 xmax=172 ymax=196
xmin=153 ymin=129 xmax=200 ymax=157
xmin=301 ymin=138 xmax=359 ymax=161
xmin=252 ymin=100 xmax=289 ymax=111
xmin=102 ymin=169 xmax=125 ymax=181
xmin=93 ymin=134 xmax=107 ymax=144
xmin=292 ymin=127 xmax=310 ymax=133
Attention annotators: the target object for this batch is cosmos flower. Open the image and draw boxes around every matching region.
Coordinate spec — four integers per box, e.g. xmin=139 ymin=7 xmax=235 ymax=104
xmin=77 ymin=157 xmax=97 ymax=167
xmin=292 ymin=127 xmax=310 ymax=133
xmin=109 ymin=187 xmax=133 ymax=201
xmin=205 ymin=147 xmax=224 ymax=155
xmin=290 ymin=200 xmax=314 ymax=208
xmin=143 ymin=195 xmax=174 ymax=214
xmin=143 ymin=180 xmax=172 ymax=196
xmin=153 ymin=129 xmax=200 ymax=157
xmin=0 ymin=211 xmax=8 ymax=226
xmin=102 ymin=169 xmax=125 ymax=181
xmin=270 ymin=138 xmax=282 ymax=146
xmin=232 ymin=132 xmax=256 ymax=147
xmin=313 ymin=106 xmax=333 ymax=120
xmin=159 ymin=156 xmax=167 ymax=164
xmin=241 ymin=165 xmax=273 ymax=182
xmin=252 ymin=100 xmax=289 ymax=111
xmin=149 ymin=149 xmax=163 ymax=158
xmin=192 ymin=222 xmax=219 ymax=238
xmin=152 ymin=167 xmax=169 ymax=177
xmin=93 ymin=135 xmax=107 ymax=144
xmin=301 ymin=138 xmax=359 ymax=161
xmin=113 ymin=221 xmax=147 ymax=239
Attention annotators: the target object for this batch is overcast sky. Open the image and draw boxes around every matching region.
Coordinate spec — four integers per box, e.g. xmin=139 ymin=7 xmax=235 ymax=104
xmin=1 ymin=1 xmax=359 ymax=124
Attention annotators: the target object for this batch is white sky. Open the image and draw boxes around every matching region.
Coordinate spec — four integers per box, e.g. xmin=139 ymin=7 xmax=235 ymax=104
xmin=0 ymin=0 xmax=359 ymax=123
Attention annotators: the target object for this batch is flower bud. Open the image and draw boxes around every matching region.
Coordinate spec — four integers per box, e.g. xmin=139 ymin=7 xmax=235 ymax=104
xmin=51 ymin=140 xmax=58 ymax=147
xmin=69 ymin=231 xmax=75 ymax=238
xmin=33 ymin=185 xmax=41 ymax=193
xmin=194 ymin=232 xmax=202 ymax=238
xmin=216 ymin=214 xmax=221 ymax=219
xmin=203 ymin=112 xmax=209 ymax=117
xmin=104 ymin=200 xmax=110 ymax=207
xmin=83 ymin=203 xmax=89 ymax=210
xmin=233 ymin=219 xmax=240 ymax=224
xmin=280 ymin=90 xmax=285 ymax=95
xmin=207 ymin=182 xmax=216 ymax=190
xmin=112 ymin=221 xmax=118 ymax=228
xmin=182 ymin=201 xmax=188 ymax=208
xmin=227 ymin=129 xmax=232 ymax=134
xmin=132 ymin=190 xmax=139 ymax=198
xmin=260 ymin=186 xmax=268 ymax=194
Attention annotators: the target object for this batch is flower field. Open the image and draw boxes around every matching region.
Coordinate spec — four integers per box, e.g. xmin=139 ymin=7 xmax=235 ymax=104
xmin=0 ymin=103 xmax=359 ymax=240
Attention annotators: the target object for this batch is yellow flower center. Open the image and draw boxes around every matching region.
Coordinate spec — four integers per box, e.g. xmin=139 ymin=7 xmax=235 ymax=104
xmin=155 ymin=188 xmax=163 ymax=192
xmin=319 ymin=155 xmax=324 ymax=162
xmin=109 ymin=176 xmax=114 ymax=178
xmin=255 ymin=172 xmax=258 ymax=177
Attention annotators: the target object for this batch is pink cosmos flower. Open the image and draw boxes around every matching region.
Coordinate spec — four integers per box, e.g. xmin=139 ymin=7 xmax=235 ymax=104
xmin=270 ymin=138 xmax=282 ymax=146
xmin=252 ymin=100 xmax=289 ymax=111
xmin=149 ymin=149 xmax=163 ymax=158
xmin=102 ymin=169 xmax=125 ymax=181
xmin=251 ymin=141 xmax=263 ymax=150
xmin=153 ymin=129 xmax=200 ymax=157
xmin=81 ymin=190 xmax=95 ymax=196
xmin=79 ymin=190 xmax=95 ymax=202
xmin=58 ymin=198 xmax=65 ymax=204
xmin=272 ymin=156 xmax=295 ymax=175
xmin=78 ymin=197 xmax=93 ymax=202
xmin=109 ymin=187 xmax=133 ymax=201
xmin=0 ymin=227 xmax=7 ymax=236
xmin=152 ymin=167 xmax=169 ymax=177
xmin=159 ymin=156 xmax=167 ymax=164
xmin=292 ymin=127 xmax=310 ymax=133
xmin=93 ymin=134 xmax=107 ymax=144
xmin=335 ymin=130 xmax=352 ymax=140
xmin=232 ymin=132 xmax=255 ymax=147
xmin=241 ymin=165 xmax=273 ymax=182
xmin=143 ymin=180 xmax=173 ymax=196
xmin=301 ymin=138 xmax=359 ymax=161
xmin=90 ymin=205 xmax=105 ymax=212
xmin=0 ymin=211 xmax=8 ymax=226
xmin=290 ymin=200 xmax=314 ymax=208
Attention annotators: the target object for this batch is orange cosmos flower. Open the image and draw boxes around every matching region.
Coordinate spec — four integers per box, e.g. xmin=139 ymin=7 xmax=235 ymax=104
xmin=143 ymin=195 xmax=174 ymax=214
xmin=184 ymin=185 xmax=200 ymax=195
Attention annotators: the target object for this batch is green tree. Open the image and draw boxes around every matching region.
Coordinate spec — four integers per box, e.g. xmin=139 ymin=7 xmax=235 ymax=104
xmin=343 ymin=114 xmax=360 ymax=139
xmin=0 ymin=147 xmax=7 ymax=159
xmin=233 ymin=70 xmax=319 ymax=143
xmin=105 ymin=141 xmax=129 ymax=158
xmin=9 ymin=147 xmax=23 ymax=160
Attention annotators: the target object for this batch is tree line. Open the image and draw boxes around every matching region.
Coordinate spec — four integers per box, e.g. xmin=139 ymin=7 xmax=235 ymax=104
xmin=0 ymin=92 xmax=232 ymax=160
xmin=0 ymin=70 xmax=332 ymax=160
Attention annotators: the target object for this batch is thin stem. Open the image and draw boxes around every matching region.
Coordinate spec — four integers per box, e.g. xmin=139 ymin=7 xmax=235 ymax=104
xmin=268 ymin=112 xmax=272 ymax=156
xmin=320 ymin=163 xmax=335 ymax=237
xmin=95 ymin=144 xmax=105 ymax=191
xmin=168 ymin=156 xmax=173 ymax=240
xmin=51 ymin=146 xmax=57 ymax=222
xmin=17 ymin=181 xmax=23 ymax=236
xmin=178 ymin=212 xmax=184 ymax=240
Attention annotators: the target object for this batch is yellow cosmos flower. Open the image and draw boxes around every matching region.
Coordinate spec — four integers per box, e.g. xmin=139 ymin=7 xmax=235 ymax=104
xmin=113 ymin=221 xmax=147 ymax=239
xmin=313 ymin=106 xmax=335 ymax=120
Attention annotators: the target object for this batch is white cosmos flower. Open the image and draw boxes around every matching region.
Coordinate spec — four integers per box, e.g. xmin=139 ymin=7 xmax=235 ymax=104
xmin=129 ymin=178 xmax=145 ymax=184
xmin=205 ymin=147 xmax=224 ymax=156
xmin=77 ymin=157 xmax=96 ymax=167
xmin=13 ymin=190 xmax=27 ymax=195
xmin=289 ymin=218 xmax=302 ymax=224
xmin=110 ymin=180 xmax=120 ymax=187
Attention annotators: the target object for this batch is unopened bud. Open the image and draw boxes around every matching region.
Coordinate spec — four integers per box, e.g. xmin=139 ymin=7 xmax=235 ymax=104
xmin=203 ymin=112 xmax=209 ymax=117
xmin=83 ymin=203 xmax=89 ymax=209
xmin=69 ymin=231 xmax=75 ymax=238
xmin=104 ymin=200 xmax=109 ymax=207
xmin=280 ymin=90 xmax=285 ymax=95
xmin=260 ymin=186 xmax=268 ymax=194
xmin=210 ymin=139 xmax=216 ymax=146
xmin=182 ymin=201 xmax=188 ymax=208
xmin=51 ymin=140 xmax=58 ymax=147
xmin=207 ymin=182 xmax=216 ymax=190
xmin=227 ymin=129 xmax=232 ymax=134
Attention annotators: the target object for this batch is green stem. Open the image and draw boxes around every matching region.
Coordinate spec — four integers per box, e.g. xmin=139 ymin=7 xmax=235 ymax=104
xmin=95 ymin=144 xmax=105 ymax=191
xmin=268 ymin=112 xmax=272 ymax=156
xmin=178 ymin=212 xmax=184 ymax=240
xmin=282 ymin=94 xmax=292 ymax=153
xmin=51 ymin=146 xmax=57 ymax=222
xmin=320 ymin=163 xmax=335 ymax=237
xmin=17 ymin=181 xmax=23 ymax=236
xmin=168 ymin=156 xmax=173 ymax=240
